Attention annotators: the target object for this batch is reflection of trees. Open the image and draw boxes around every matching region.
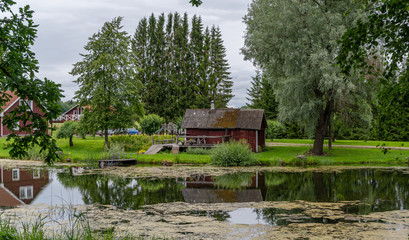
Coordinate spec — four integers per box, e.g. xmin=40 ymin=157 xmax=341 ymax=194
xmin=214 ymin=173 xmax=254 ymax=190
xmin=57 ymin=173 xmax=185 ymax=209
xmin=263 ymin=170 xmax=409 ymax=213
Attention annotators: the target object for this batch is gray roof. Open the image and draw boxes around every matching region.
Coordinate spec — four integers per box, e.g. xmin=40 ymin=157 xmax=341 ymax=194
xmin=181 ymin=109 xmax=267 ymax=130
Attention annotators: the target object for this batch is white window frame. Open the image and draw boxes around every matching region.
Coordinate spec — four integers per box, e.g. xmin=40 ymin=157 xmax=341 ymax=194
xmin=12 ymin=169 xmax=20 ymax=181
xmin=19 ymin=186 xmax=33 ymax=199
xmin=13 ymin=121 xmax=20 ymax=131
xmin=19 ymin=99 xmax=33 ymax=111
xmin=33 ymin=169 xmax=40 ymax=179
xmin=73 ymin=110 xmax=77 ymax=115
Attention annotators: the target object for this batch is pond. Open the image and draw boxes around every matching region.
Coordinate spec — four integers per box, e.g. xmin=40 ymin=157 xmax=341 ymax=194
xmin=1 ymin=165 xmax=409 ymax=238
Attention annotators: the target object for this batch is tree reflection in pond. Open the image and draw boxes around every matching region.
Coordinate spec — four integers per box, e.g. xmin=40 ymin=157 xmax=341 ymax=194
xmin=56 ymin=168 xmax=409 ymax=214
xmin=57 ymin=173 xmax=185 ymax=209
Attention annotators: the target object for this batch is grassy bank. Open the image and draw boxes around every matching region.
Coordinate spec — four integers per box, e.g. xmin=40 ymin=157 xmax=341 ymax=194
xmin=0 ymin=136 xmax=407 ymax=165
xmin=269 ymin=139 xmax=409 ymax=147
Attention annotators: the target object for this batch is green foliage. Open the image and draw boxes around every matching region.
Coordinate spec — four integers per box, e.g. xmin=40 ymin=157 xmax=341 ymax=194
xmin=211 ymin=141 xmax=258 ymax=166
xmin=56 ymin=121 xmax=78 ymax=146
xmin=185 ymin=147 xmax=211 ymax=155
xmin=371 ymin=76 xmax=409 ymax=141
xmin=25 ymin=145 xmax=47 ymax=161
xmin=110 ymin=135 xmax=151 ymax=151
xmin=246 ymin=70 xmax=278 ymax=120
xmin=242 ymin=0 xmax=369 ymax=155
xmin=104 ymin=142 xmax=125 ymax=159
xmin=266 ymin=120 xmax=286 ymax=139
xmin=266 ymin=120 xmax=306 ymax=140
xmin=71 ymin=17 xmax=143 ymax=148
xmin=0 ymin=0 xmax=63 ymax=164
xmin=58 ymin=100 xmax=76 ymax=113
xmin=140 ymin=114 xmax=164 ymax=135
xmin=132 ymin=13 xmax=233 ymax=121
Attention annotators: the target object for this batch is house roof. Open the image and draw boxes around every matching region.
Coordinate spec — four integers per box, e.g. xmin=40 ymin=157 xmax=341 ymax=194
xmin=0 ymin=91 xmax=20 ymax=114
xmin=181 ymin=109 xmax=267 ymax=130
xmin=0 ymin=185 xmax=24 ymax=207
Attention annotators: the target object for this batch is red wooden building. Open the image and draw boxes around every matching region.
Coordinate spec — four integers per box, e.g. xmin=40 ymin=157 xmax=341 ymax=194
xmin=181 ymin=108 xmax=267 ymax=152
xmin=53 ymin=104 xmax=86 ymax=123
xmin=0 ymin=91 xmax=44 ymax=137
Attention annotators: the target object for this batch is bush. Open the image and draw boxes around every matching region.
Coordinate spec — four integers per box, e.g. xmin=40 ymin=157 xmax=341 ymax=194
xmin=140 ymin=114 xmax=164 ymax=135
xmin=211 ymin=141 xmax=258 ymax=166
xmin=266 ymin=120 xmax=287 ymax=139
xmin=25 ymin=146 xmax=47 ymax=161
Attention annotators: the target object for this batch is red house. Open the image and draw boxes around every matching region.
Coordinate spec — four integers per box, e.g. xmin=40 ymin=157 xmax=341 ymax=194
xmin=53 ymin=104 xmax=86 ymax=123
xmin=0 ymin=91 xmax=44 ymax=137
xmin=181 ymin=108 xmax=267 ymax=152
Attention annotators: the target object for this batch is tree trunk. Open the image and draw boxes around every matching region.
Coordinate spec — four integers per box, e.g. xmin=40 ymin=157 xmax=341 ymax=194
xmin=328 ymin=115 xmax=332 ymax=151
xmin=312 ymin=100 xmax=334 ymax=155
xmin=104 ymin=128 xmax=109 ymax=149
xmin=69 ymin=137 xmax=73 ymax=147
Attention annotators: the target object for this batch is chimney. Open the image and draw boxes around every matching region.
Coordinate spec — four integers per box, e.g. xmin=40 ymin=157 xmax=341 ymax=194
xmin=211 ymin=100 xmax=215 ymax=110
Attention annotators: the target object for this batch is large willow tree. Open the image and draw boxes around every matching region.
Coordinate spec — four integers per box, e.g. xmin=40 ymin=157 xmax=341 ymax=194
xmin=242 ymin=0 xmax=369 ymax=155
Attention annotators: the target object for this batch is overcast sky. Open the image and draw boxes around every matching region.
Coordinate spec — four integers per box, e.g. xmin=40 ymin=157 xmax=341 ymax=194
xmin=17 ymin=0 xmax=255 ymax=107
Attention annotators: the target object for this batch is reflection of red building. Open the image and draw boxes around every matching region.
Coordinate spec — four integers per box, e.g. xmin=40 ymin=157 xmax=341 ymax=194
xmin=0 ymin=167 xmax=49 ymax=207
xmin=180 ymin=172 xmax=266 ymax=203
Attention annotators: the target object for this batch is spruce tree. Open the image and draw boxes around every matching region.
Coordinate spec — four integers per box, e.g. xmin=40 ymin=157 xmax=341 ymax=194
xmin=132 ymin=13 xmax=233 ymax=120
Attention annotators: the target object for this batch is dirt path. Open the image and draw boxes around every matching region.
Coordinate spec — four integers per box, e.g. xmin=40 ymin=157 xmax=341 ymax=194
xmin=266 ymin=142 xmax=409 ymax=150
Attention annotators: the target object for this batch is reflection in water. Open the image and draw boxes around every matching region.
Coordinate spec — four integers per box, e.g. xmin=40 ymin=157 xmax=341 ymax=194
xmin=0 ymin=166 xmax=49 ymax=208
xmin=2 ymin=167 xmax=409 ymax=225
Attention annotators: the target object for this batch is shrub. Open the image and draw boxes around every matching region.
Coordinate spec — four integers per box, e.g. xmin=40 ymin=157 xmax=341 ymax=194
xmin=211 ymin=141 xmax=258 ymax=166
xmin=140 ymin=114 xmax=164 ymax=135
xmin=25 ymin=145 xmax=47 ymax=161
xmin=266 ymin=120 xmax=287 ymax=139
xmin=104 ymin=142 xmax=125 ymax=159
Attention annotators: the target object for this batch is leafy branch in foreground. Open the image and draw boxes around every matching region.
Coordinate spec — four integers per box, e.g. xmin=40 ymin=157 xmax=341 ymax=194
xmin=0 ymin=0 xmax=63 ymax=164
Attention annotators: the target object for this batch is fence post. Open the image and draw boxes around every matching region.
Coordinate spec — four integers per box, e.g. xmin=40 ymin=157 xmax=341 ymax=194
xmin=152 ymin=136 xmax=155 ymax=145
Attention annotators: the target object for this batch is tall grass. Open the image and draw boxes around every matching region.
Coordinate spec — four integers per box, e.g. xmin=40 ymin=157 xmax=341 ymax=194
xmin=0 ymin=212 xmax=168 ymax=240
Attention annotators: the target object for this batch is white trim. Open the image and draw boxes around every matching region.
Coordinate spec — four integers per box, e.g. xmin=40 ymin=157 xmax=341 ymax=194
xmin=19 ymin=186 xmax=33 ymax=199
xmin=12 ymin=168 xmax=20 ymax=181
xmin=0 ymin=97 xmax=21 ymax=117
xmin=256 ymin=130 xmax=259 ymax=153
xmin=0 ymin=185 xmax=26 ymax=205
xmin=1 ymin=116 xmax=3 ymax=137
xmin=60 ymin=104 xmax=79 ymax=116
xmin=33 ymin=169 xmax=40 ymax=179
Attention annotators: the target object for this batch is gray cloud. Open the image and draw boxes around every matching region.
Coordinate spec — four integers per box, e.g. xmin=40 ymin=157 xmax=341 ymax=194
xmin=18 ymin=0 xmax=255 ymax=107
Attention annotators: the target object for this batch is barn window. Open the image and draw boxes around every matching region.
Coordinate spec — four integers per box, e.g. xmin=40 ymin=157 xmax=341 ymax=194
xmin=73 ymin=110 xmax=77 ymax=115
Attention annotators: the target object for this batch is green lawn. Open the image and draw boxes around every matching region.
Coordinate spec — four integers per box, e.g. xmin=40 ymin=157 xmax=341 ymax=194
xmin=269 ymin=139 xmax=409 ymax=147
xmin=0 ymin=136 xmax=408 ymax=166
xmin=258 ymin=146 xmax=409 ymax=165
